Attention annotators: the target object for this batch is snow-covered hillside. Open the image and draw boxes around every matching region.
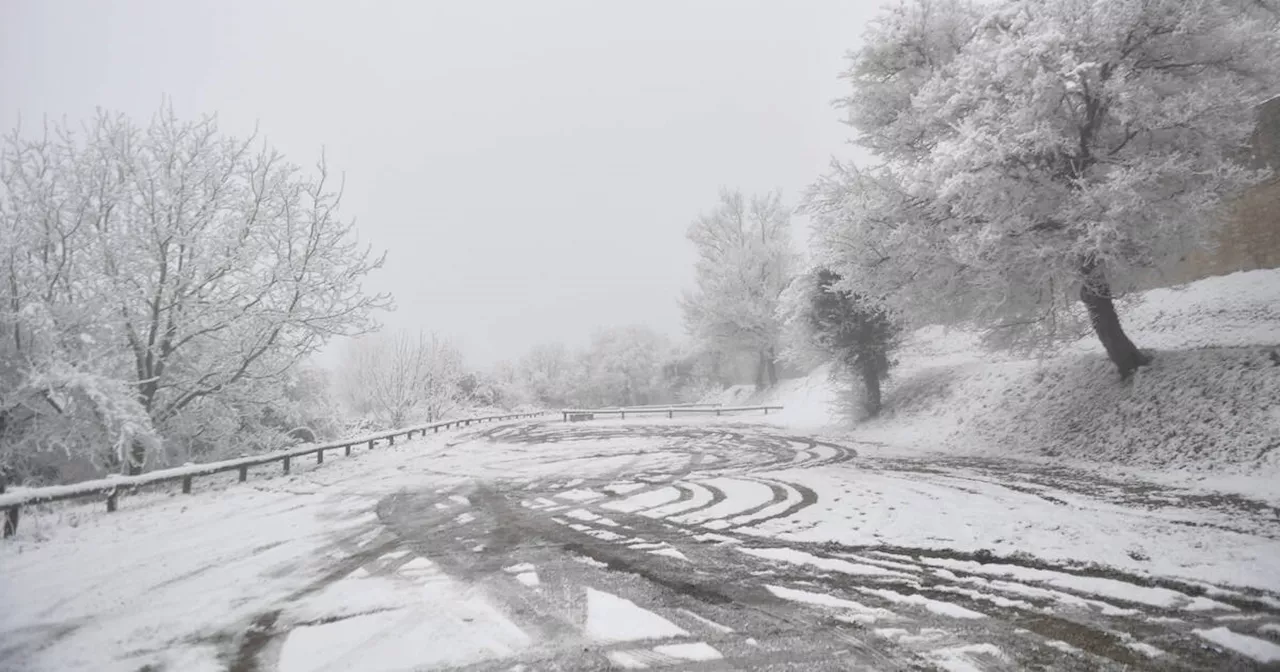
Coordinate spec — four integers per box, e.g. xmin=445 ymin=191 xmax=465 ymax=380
xmin=708 ymin=269 xmax=1280 ymax=476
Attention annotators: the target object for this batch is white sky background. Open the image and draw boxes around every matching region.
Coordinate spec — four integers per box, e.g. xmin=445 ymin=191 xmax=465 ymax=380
xmin=1 ymin=0 xmax=876 ymax=369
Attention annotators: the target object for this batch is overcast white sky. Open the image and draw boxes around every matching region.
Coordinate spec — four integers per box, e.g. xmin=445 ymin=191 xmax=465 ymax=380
xmin=1 ymin=0 xmax=876 ymax=368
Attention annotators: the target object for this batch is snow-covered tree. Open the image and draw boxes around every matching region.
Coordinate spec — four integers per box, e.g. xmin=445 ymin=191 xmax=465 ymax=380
xmin=517 ymin=343 xmax=577 ymax=407
xmin=810 ymin=0 xmax=1280 ymax=376
xmin=682 ymin=189 xmax=797 ymax=388
xmin=337 ymin=330 xmax=463 ymax=427
xmin=782 ymin=268 xmax=901 ymax=417
xmin=660 ymin=347 xmax=728 ymax=403
xmin=0 ymin=106 xmax=388 ymax=474
xmin=489 ymin=359 xmax=532 ymax=410
xmin=577 ymin=326 xmax=672 ymax=407
xmin=272 ymin=365 xmax=343 ymax=443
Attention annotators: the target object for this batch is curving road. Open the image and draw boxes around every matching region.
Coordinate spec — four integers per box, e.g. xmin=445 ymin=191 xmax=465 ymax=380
xmin=241 ymin=420 xmax=1280 ymax=672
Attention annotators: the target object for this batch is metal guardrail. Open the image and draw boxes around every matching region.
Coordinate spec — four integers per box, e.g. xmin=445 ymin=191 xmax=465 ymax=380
xmin=0 ymin=410 xmax=548 ymax=538
xmin=560 ymin=405 xmax=783 ymax=421
xmin=595 ymin=402 xmax=722 ymax=410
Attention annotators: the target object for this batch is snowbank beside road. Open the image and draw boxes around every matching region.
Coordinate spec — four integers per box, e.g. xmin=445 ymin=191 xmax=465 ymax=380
xmin=709 ymin=269 xmax=1280 ymax=475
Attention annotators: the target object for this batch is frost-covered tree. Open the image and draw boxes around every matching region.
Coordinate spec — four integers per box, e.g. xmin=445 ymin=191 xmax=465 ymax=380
xmin=0 ymin=106 xmax=388 ymax=474
xmin=782 ymin=268 xmax=901 ymax=417
xmin=577 ymin=326 xmax=672 ymax=407
xmin=273 ymin=365 xmax=342 ymax=442
xmin=811 ymin=0 xmax=1280 ymax=377
xmin=517 ymin=343 xmax=576 ymax=407
xmin=661 ymin=347 xmax=729 ymax=403
xmin=456 ymin=370 xmax=514 ymax=410
xmin=338 ymin=330 xmax=463 ymax=426
xmin=682 ymin=189 xmax=797 ymax=388
xmin=489 ymin=359 xmax=532 ymax=410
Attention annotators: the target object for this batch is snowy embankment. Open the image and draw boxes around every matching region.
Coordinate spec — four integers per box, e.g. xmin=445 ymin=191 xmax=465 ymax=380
xmin=711 ymin=269 xmax=1280 ymax=477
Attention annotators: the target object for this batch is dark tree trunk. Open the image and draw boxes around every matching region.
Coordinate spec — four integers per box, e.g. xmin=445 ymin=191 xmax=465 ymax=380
xmin=858 ymin=356 xmax=882 ymax=418
xmin=1080 ymin=266 xmax=1151 ymax=378
xmin=754 ymin=351 xmax=767 ymax=390
xmin=766 ymin=348 xmax=779 ymax=387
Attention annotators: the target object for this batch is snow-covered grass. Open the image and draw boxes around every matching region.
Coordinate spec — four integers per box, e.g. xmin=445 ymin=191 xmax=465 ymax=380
xmin=963 ymin=347 xmax=1279 ymax=468
xmin=711 ymin=269 xmax=1280 ymax=476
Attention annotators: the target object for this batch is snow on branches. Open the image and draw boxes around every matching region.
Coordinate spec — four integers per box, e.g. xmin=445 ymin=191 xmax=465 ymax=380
xmin=1 ymin=105 xmax=389 ymax=476
xmin=810 ymin=0 xmax=1280 ymax=375
xmin=682 ymin=189 xmax=798 ymax=388
xmin=337 ymin=330 xmax=464 ymax=427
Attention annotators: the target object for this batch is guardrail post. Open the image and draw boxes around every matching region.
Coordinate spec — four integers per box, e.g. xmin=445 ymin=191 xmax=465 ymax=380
xmin=368 ymin=439 xmax=375 ymax=450
xmin=716 ymin=409 xmax=721 ymax=416
xmin=668 ymin=409 xmax=673 ymax=419
xmin=389 ymin=435 xmax=396 ymax=445
xmin=434 ymin=425 xmax=439 ymax=433
xmin=182 ymin=476 xmax=193 ymax=494
xmin=317 ymin=449 xmax=324 ymax=465
xmin=239 ymin=466 xmax=248 ymax=482
xmin=345 ymin=444 xmax=352 ymax=456
xmin=106 ymin=490 xmax=118 ymax=513
xmin=283 ymin=457 xmax=291 ymax=475
xmin=621 ymin=411 xmax=626 ymax=420
xmin=763 ymin=407 xmax=769 ymax=415
xmin=3 ymin=506 xmax=19 ymax=538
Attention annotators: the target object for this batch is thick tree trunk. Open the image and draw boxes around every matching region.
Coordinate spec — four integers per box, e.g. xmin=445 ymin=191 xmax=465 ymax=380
xmin=1080 ymin=266 xmax=1151 ymax=378
xmin=858 ymin=357 xmax=882 ymax=418
xmin=766 ymin=348 xmax=779 ymax=387
xmin=754 ymin=351 xmax=767 ymax=390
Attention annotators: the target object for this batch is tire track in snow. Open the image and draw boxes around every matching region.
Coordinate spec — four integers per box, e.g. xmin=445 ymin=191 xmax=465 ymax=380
xmin=350 ymin=421 xmax=1280 ymax=670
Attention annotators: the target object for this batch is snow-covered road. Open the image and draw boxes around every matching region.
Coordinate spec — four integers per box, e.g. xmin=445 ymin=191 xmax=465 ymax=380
xmin=3 ymin=419 xmax=1279 ymax=671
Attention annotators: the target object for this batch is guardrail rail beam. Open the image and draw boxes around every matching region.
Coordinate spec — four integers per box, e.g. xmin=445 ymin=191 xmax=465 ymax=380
xmin=0 ymin=410 xmax=550 ymax=539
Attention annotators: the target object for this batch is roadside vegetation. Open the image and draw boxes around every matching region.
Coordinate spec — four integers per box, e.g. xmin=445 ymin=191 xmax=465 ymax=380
xmin=3 ymin=0 xmax=1277 ymax=484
